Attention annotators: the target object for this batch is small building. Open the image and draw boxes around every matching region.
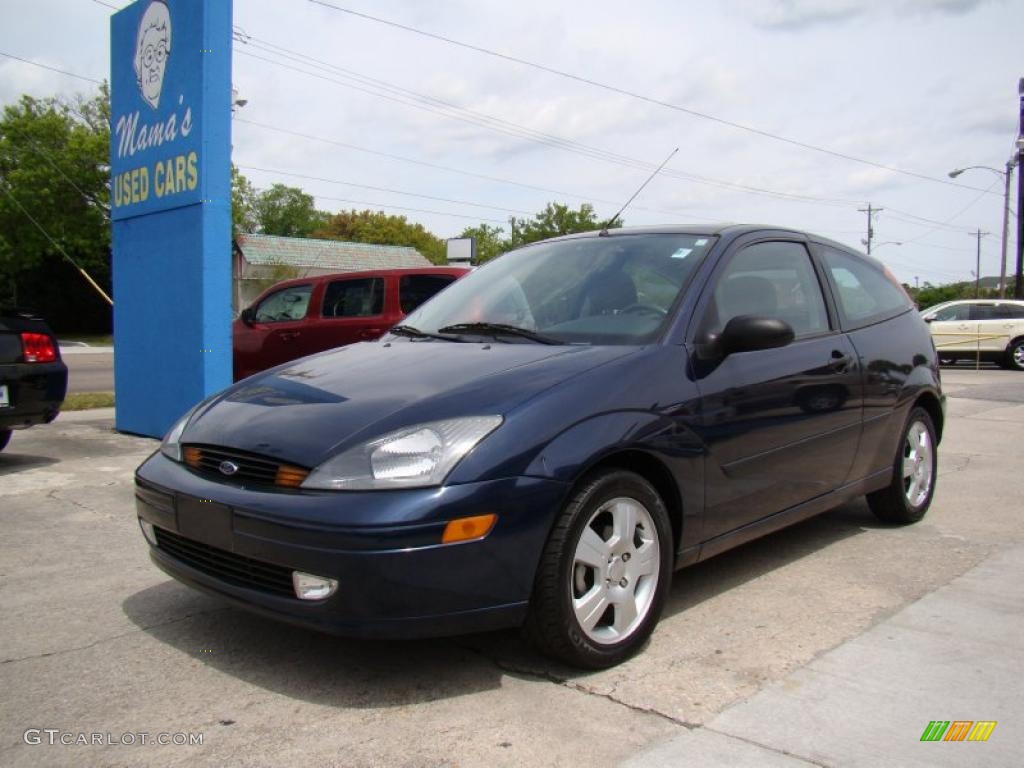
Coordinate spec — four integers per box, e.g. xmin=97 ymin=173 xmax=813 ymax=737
xmin=233 ymin=233 xmax=431 ymax=311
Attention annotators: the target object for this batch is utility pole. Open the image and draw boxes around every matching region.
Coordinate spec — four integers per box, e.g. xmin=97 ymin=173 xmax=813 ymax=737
xmin=972 ymin=229 xmax=989 ymax=299
xmin=858 ymin=203 xmax=883 ymax=255
xmin=1015 ymin=78 xmax=1024 ymax=300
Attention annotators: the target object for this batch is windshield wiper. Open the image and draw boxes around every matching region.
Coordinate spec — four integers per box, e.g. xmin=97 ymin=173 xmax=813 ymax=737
xmin=437 ymin=322 xmax=561 ymax=345
xmin=389 ymin=324 xmax=464 ymax=342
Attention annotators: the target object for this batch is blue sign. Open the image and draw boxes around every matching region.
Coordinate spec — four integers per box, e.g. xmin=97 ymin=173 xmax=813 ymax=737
xmin=110 ymin=0 xmax=208 ymax=220
xmin=110 ymin=0 xmax=232 ymax=437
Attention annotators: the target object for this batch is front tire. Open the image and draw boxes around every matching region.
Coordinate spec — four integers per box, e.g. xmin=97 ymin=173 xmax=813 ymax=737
xmin=525 ymin=469 xmax=673 ymax=669
xmin=867 ymin=406 xmax=937 ymax=525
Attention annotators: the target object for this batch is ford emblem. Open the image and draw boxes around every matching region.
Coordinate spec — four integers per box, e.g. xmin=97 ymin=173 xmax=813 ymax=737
xmin=218 ymin=460 xmax=240 ymax=476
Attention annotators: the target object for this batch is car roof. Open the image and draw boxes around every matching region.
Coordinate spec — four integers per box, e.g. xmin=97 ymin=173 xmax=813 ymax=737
xmin=263 ymin=266 xmax=470 ymax=292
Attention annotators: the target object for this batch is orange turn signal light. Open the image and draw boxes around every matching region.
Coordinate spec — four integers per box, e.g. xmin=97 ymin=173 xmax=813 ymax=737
xmin=441 ymin=513 xmax=497 ymax=544
xmin=183 ymin=447 xmax=202 ymax=468
xmin=275 ymin=465 xmax=309 ymax=488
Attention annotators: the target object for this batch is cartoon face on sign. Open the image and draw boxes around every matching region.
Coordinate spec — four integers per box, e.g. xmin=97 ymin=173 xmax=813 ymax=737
xmin=133 ymin=0 xmax=172 ymax=110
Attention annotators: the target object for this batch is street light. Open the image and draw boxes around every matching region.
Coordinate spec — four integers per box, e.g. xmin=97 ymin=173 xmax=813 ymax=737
xmin=949 ymin=158 xmax=1017 ymax=297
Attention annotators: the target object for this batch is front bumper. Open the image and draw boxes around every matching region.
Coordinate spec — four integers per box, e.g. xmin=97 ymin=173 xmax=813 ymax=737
xmin=0 ymin=360 xmax=67 ymax=430
xmin=135 ymin=451 xmax=567 ymax=638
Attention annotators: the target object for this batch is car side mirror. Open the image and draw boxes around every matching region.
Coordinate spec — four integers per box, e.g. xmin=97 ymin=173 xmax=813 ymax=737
xmin=240 ymin=307 xmax=255 ymax=327
xmin=718 ymin=315 xmax=795 ymax=357
xmin=922 ymin=315 xmax=935 ymax=323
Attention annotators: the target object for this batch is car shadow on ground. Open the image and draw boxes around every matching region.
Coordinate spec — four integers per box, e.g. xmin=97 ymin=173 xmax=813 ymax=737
xmin=0 ymin=452 xmax=60 ymax=473
xmin=121 ymin=499 xmax=885 ymax=704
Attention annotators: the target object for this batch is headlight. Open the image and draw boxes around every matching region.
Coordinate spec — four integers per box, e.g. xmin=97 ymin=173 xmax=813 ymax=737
xmin=159 ymin=403 xmax=202 ymax=462
xmin=301 ymin=416 xmax=503 ymax=490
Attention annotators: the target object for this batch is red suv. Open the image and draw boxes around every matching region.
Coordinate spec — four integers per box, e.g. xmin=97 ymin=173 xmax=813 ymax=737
xmin=233 ymin=267 xmax=469 ymax=380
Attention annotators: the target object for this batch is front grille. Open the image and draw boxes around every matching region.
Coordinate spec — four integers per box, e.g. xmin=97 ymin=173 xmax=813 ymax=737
xmin=154 ymin=527 xmax=296 ymax=598
xmin=181 ymin=444 xmax=309 ymax=488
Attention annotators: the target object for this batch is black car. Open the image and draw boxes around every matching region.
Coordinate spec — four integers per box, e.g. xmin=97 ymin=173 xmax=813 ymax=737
xmin=0 ymin=309 xmax=68 ymax=451
xmin=136 ymin=225 xmax=944 ymax=668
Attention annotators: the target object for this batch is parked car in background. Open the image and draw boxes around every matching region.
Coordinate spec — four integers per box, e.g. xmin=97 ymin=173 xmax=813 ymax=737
xmin=138 ymin=225 xmax=943 ymax=668
xmin=233 ymin=266 xmax=469 ymax=380
xmin=0 ymin=309 xmax=68 ymax=452
xmin=920 ymin=299 xmax=1024 ymax=370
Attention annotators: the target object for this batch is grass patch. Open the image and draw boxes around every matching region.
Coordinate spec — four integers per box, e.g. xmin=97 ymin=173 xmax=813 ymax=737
xmin=63 ymin=392 xmax=115 ymax=411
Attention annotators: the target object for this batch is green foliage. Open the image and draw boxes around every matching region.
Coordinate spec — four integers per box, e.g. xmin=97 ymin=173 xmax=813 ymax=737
xmin=231 ymin=171 xmax=328 ymax=238
xmin=458 ymin=223 xmax=506 ymax=264
xmin=908 ymin=281 xmax=1000 ymax=310
xmin=0 ymin=86 xmax=111 ymax=330
xmin=314 ymin=209 xmax=446 ymax=264
xmin=507 ymin=202 xmax=615 ymax=249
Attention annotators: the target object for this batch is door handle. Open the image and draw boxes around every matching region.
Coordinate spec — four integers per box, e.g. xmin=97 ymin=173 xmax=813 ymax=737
xmin=360 ymin=328 xmax=385 ymax=339
xmin=828 ymin=350 xmax=852 ymax=372
xmin=277 ymin=331 xmax=300 ymax=341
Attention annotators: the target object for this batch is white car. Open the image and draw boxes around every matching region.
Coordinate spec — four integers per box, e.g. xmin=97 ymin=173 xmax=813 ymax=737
xmin=920 ymin=299 xmax=1024 ymax=370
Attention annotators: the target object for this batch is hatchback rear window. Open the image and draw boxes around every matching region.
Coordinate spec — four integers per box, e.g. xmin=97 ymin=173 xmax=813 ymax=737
xmin=819 ymin=246 xmax=912 ymax=327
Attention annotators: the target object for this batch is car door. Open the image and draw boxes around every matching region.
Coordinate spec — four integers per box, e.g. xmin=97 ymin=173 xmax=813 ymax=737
xmin=691 ymin=239 xmax=862 ymax=540
xmin=926 ymin=303 xmax=974 ymax=356
xmin=971 ymin=303 xmax=1012 ymax=352
xmin=234 ymin=282 xmax=314 ymax=378
xmin=300 ymin=275 xmax=388 ymax=355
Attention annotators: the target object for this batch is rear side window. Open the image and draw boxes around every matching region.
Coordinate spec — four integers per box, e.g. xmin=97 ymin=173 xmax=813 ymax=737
xmin=820 ymin=246 xmax=912 ymax=327
xmin=253 ymin=284 xmax=312 ymax=323
xmin=975 ymin=303 xmax=1024 ymax=320
xmin=322 ymin=278 xmax=384 ymax=318
xmin=399 ymin=274 xmax=457 ymax=314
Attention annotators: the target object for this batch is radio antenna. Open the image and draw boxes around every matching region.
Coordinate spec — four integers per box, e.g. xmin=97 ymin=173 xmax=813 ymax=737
xmin=600 ymin=147 xmax=678 ymax=236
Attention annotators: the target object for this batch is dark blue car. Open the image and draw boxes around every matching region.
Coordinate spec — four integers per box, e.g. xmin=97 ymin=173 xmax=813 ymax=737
xmin=135 ymin=225 xmax=944 ymax=668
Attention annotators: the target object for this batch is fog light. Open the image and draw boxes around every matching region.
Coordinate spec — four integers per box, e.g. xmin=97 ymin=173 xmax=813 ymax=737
xmin=138 ymin=518 xmax=158 ymax=547
xmin=292 ymin=571 xmax=338 ymax=601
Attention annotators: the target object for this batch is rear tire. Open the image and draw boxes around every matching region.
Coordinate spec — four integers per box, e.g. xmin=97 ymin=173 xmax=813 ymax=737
xmin=1006 ymin=338 xmax=1024 ymax=372
xmin=525 ymin=469 xmax=673 ymax=669
xmin=867 ymin=407 xmax=937 ymax=525
xmin=0 ymin=429 xmax=10 ymax=452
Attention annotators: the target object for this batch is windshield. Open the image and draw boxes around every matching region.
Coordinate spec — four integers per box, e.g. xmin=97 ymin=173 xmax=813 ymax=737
xmin=400 ymin=234 xmax=715 ymax=345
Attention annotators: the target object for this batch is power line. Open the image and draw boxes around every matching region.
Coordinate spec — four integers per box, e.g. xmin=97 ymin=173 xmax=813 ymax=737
xmin=0 ymin=182 xmax=113 ymax=306
xmin=304 ymin=0 xmax=997 ymax=196
xmin=233 ymin=117 xmax=718 ymax=223
xmin=247 ymin=183 xmax=507 ymax=224
xmin=0 ymin=51 xmax=103 ymax=85
xmin=239 ymin=165 xmax=534 ymax=215
xmin=234 ymin=41 xmax=860 ymax=210
xmin=89 ymin=0 xmax=122 ymax=9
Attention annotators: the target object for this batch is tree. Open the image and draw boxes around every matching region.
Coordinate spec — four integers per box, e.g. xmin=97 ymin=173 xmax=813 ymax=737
xmin=507 ymin=202 xmax=615 ymax=249
xmin=458 ymin=223 xmax=507 ymax=264
xmin=0 ymin=86 xmax=111 ymax=330
xmin=253 ymin=183 xmax=328 ymax=238
xmin=908 ymin=281 xmax=999 ymax=310
xmin=314 ymin=209 xmax=446 ymax=263
xmin=231 ymin=165 xmax=258 ymax=235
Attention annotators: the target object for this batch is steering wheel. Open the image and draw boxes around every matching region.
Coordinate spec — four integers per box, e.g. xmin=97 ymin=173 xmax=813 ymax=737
xmin=621 ymin=303 xmax=667 ymax=318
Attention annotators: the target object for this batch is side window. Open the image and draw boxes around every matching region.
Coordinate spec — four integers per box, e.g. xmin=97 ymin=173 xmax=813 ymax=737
xmin=932 ymin=304 xmax=969 ymax=321
xmin=707 ymin=241 xmax=829 ymax=338
xmin=253 ymin=284 xmax=312 ymax=323
xmin=322 ymin=278 xmax=384 ymax=318
xmin=399 ymin=274 xmax=456 ymax=314
xmin=969 ymin=304 xmax=997 ymax=321
xmin=978 ymin=303 xmax=1024 ymax=320
xmin=820 ymin=246 xmax=912 ymax=326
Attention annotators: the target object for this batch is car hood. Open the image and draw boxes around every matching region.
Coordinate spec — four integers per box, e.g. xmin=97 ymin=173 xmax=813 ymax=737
xmin=183 ymin=340 xmax=636 ymax=467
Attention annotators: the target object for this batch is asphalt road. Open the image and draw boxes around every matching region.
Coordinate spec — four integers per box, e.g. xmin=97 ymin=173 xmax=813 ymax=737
xmin=61 ymin=349 xmax=114 ymax=394
xmin=1 ymin=368 xmax=1021 ymax=767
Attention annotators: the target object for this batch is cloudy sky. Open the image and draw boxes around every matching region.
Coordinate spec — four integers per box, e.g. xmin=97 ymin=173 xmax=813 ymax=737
xmin=1 ymin=0 xmax=1020 ymax=286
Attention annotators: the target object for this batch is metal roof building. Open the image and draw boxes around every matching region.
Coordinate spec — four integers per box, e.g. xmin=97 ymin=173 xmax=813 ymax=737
xmin=232 ymin=233 xmax=431 ymax=310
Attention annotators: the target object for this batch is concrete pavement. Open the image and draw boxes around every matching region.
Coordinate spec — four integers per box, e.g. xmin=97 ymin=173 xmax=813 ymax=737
xmin=1 ymin=369 xmax=1021 ymax=767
